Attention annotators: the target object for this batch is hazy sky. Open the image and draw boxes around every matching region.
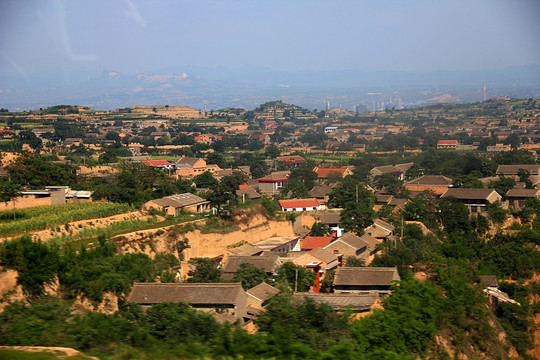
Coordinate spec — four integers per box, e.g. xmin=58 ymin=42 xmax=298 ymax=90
xmin=1 ymin=0 xmax=539 ymax=77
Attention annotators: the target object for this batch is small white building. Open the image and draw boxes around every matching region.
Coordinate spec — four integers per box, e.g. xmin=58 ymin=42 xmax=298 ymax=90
xmin=278 ymin=198 xmax=322 ymax=212
xmin=324 ymin=126 xmax=338 ymax=134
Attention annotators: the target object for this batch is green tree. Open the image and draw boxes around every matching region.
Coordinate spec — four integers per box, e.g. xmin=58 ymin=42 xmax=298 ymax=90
xmin=274 ymin=262 xmax=315 ymax=292
xmin=193 ymin=171 xmax=218 ymax=189
xmin=0 ymin=236 xmax=59 ymax=297
xmin=487 ymin=201 xmax=508 ymax=226
xmin=350 ymin=279 xmax=441 ymax=355
xmin=345 ymin=256 xmax=365 ymax=267
xmin=488 ymin=177 xmax=515 ymax=199
xmin=341 ymin=201 xmax=376 ymax=235
xmin=206 ymin=152 xmax=227 ymax=168
xmin=264 ymin=144 xmax=280 ymax=159
xmin=232 ymin=264 xmax=269 ymax=290
xmin=438 ymin=197 xmax=471 ymax=234
xmin=310 ymin=222 xmax=330 ymax=236
xmin=373 ymin=174 xmax=408 ymax=197
xmin=280 ymin=179 xmax=309 ymax=198
xmin=0 ymin=180 xmax=21 ymax=220
xmin=255 ymin=294 xmax=349 ymax=351
xmin=289 ymin=167 xmax=318 ymax=191
xmin=187 ymin=258 xmax=222 ymax=283
xmin=249 ymin=162 xmax=269 ymax=179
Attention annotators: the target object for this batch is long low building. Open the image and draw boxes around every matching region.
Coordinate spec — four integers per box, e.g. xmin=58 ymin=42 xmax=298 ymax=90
xmin=128 ymin=282 xmax=247 ymax=319
xmin=278 ymin=198 xmax=322 ymax=212
xmin=440 ymin=188 xmax=502 ymax=214
xmin=333 ymin=267 xmax=400 ymax=294
xmin=143 ymin=193 xmax=211 ymax=215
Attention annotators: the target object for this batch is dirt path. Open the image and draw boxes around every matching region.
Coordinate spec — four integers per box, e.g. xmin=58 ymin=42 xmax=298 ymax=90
xmin=0 ymin=346 xmax=98 ymax=359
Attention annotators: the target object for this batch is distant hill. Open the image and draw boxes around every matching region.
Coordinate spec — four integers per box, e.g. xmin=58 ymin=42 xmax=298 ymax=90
xmin=0 ymin=65 xmax=539 ymax=111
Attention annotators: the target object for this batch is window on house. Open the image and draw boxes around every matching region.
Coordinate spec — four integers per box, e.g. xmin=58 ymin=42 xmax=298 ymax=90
xmin=276 ymin=181 xmax=283 ymax=189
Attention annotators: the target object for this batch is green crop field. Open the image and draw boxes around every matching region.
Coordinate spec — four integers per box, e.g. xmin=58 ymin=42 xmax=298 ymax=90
xmin=0 ymin=202 xmax=133 ymax=237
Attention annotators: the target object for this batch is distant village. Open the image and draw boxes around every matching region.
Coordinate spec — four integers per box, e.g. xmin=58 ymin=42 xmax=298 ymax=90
xmin=0 ymin=98 xmax=538 ymax=327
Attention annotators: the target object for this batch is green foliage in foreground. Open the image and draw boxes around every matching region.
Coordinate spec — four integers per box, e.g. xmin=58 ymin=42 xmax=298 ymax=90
xmin=0 ymin=202 xmax=133 ymax=236
xmin=0 ymin=295 xmax=418 ymax=360
xmin=0 ymin=235 xmax=177 ymax=300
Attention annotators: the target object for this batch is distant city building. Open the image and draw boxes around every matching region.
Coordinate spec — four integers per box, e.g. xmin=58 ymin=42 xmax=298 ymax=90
xmin=354 ymin=104 xmax=368 ymax=114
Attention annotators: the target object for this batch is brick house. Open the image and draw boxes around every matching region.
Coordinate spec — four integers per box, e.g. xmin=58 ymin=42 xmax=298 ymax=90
xmin=437 ymin=139 xmax=458 ymax=149
xmin=323 ymin=232 xmax=369 ymax=261
xmin=506 ymin=188 xmax=540 ymax=209
xmin=405 ymin=175 xmax=453 ymax=196
xmin=441 ymin=188 xmax=502 ymax=214
xmin=143 ymin=193 xmax=211 ymax=215
xmin=257 ymin=171 xmax=290 ymax=195
xmin=174 ymin=157 xmax=221 ymax=178
xmin=313 ymin=165 xmax=355 ymax=179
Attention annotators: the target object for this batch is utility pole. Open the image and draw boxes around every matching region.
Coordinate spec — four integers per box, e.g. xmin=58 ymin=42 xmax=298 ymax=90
xmin=294 ymin=268 xmax=298 ymax=293
xmin=401 ymin=215 xmax=404 ymax=241
xmin=356 ymin=184 xmax=358 ymax=203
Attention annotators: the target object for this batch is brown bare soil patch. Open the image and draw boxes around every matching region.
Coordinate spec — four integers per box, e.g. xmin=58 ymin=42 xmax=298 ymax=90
xmin=0 ymin=346 xmax=98 ymax=359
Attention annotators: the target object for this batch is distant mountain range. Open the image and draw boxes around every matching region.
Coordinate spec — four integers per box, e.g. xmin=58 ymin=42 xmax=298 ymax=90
xmin=1 ymin=65 xmax=539 ymax=111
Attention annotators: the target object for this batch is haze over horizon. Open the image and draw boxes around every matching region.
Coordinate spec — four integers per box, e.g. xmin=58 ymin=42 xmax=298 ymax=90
xmin=1 ymin=0 xmax=539 ymax=78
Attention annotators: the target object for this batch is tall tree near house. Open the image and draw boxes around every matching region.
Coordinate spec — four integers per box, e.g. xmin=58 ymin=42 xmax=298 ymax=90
xmin=0 ymin=180 xmax=21 ymax=220
xmin=233 ymin=264 xmax=270 ymax=290
xmin=274 ymin=262 xmax=315 ymax=293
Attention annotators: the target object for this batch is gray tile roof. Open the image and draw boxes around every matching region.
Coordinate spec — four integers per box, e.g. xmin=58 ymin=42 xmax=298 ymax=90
xmin=506 ymin=188 xmax=540 ymax=198
xmin=318 ymin=212 xmax=342 ymax=224
xmin=128 ymin=283 xmax=244 ymax=305
xmin=441 ymin=188 xmax=499 ymax=200
xmin=258 ymin=171 xmax=290 ymax=181
xmin=496 ymin=164 xmax=540 ymax=176
xmin=358 ymin=234 xmax=381 ymax=251
xmin=176 ymin=157 xmax=203 ymax=166
xmin=333 ymin=267 xmax=400 ymax=286
xmin=479 ymin=275 xmax=498 ymax=288
xmin=309 ymin=185 xmax=333 ymax=198
xmin=246 ymin=282 xmax=280 ymax=302
xmin=236 ymin=188 xmax=262 ymax=199
xmin=222 ymin=255 xmax=280 ymax=274
xmin=406 ymin=175 xmax=453 ymax=186
xmin=226 ymin=243 xmax=263 ymax=257
xmin=293 ymin=292 xmax=378 ymax=311
xmin=307 ymin=248 xmax=339 ymax=264
xmin=152 ymin=193 xmax=207 ymax=208
xmin=337 ymin=232 xmax=369 ymax=250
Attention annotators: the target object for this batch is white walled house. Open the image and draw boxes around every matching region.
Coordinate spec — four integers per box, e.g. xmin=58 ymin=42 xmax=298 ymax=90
xmin=278 ymin=198 xmax=322 ymax=212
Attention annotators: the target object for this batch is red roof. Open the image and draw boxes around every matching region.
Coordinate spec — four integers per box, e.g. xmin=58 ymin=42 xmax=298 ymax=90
xmin=301 ymin=236 xmax=334 ymax=250
xmin=277 ymin=155 xmax=306 ymax=164
xmin=143 ymin=159 xmax=171 ymax=167
xmin=314 ymin=166 xmax=350 ymax=178
xmin=238 ymin=184 xmax=251 ymax=190
xmin=279 ymin=198 xmax=320 ymax=209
